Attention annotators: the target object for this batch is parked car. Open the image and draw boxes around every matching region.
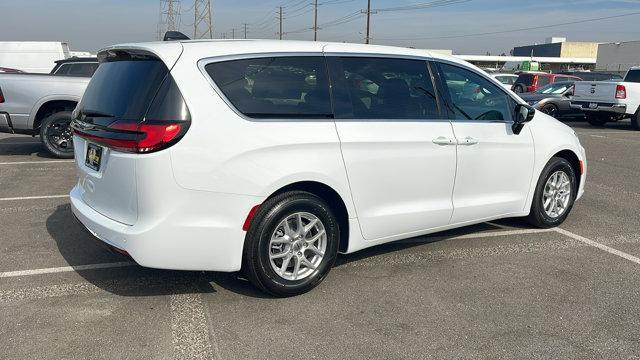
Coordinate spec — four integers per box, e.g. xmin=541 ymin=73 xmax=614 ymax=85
xmin=571 ymin=66 xmax=640 ymax=129
xmin=519 ymin=81 xmax=584 ymax=120
xmin=0 ymin=59 xmax=99 ymax=158
xmin=558 ymin=71 xmax=623 ymax=82
xmin=50 ymin=57 xmax=99 ymax=77
xmin=70 ymin=38 xmax=586 ymax=297
xmin=512 ymin=72 xmax=581 ymax=93
xmin=491 ymin=73 xmax=518 ymax=90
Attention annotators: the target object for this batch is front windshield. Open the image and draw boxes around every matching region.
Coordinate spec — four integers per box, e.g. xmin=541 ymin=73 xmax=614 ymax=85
xmin=536 ymin=83 xmax=571 ymax=94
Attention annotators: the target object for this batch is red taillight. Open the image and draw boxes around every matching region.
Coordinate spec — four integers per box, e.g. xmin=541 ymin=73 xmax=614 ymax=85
xmin=75 ymin=121 xmax=185 ymax=153
xmin=615 ymin=84 xmax=626 ymax=99
xmin=0 ymin=87 xmax=4 ymax=103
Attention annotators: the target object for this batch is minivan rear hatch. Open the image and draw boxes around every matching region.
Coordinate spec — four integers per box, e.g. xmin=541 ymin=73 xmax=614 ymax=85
xmin=71 ymin=48 xmax=190 ymax=225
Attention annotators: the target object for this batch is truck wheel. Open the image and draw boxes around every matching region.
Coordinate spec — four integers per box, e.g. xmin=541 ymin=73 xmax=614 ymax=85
xmin=586 ymin=114 xmax=608 ymax=127
xmin=632 ymin=110 xmax=640 ymax=131
xmin=40 ymin=111 xmax=74 ymax=159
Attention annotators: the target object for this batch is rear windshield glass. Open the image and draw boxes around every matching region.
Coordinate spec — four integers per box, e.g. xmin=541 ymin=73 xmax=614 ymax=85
xmin=625 ymin=69 xmax=640 ymax=83
xmin=516 ymin=74 xmax=534 ymax=85
xmin=78 ymin=60 xmax=168 ymax=121
xmin=205 ymin=56 xmax=332 ymax=118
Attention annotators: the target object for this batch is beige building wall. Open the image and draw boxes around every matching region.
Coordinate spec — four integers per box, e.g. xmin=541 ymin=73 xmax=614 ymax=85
xmin=560 ymin=42 xmax=599 ymax=58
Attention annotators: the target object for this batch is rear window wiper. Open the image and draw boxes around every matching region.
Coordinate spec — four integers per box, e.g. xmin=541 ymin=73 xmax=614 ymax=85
xmin=82 ymin=109 xmax=114 ymax=118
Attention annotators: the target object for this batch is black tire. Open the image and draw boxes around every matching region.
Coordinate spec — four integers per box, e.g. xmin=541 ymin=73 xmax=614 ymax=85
xmin=541 ymin=103 xmax=559 ymax=118
xmin=513 ymin=84 xmax=525 ymax=93
xmin=40 ymin=111 xmax=74 ymax=158
xmin=586 ymin=113 xmax=608 ymax=127
xmin=631 ymin=109 xmax=640 ymax=131
xmin=527 ymin=157 xmax=577 ymax=228
xmin=242 ymin=191 xmax=339 ymax=297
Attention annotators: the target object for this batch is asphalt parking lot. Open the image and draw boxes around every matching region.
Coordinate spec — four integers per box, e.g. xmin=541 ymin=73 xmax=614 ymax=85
xmin=1 ymin=119 xmax=639 ymax=359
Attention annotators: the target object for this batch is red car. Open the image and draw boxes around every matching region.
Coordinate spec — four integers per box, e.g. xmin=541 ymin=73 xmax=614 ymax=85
xmin=512 ymin=73 xmax=581 ymax=93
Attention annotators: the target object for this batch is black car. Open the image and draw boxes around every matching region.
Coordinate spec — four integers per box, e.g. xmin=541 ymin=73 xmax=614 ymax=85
xmin=518 ymin=81 xmax=584 ymax=120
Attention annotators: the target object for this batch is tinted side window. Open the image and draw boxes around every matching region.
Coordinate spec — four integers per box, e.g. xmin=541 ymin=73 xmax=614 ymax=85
xmin=66 ymin=63 xmax=99 ymax=77
xmin=625 ymin=69 xmax=640 ymax=83
xmin=515 ymin=74 xmax=534 ymax=85
xmin=438 ymin=62 xmax=513 ymax=122
xmin=537 ymin=75 xmax=551 ymax=87
xmin=328 ymin=57 xmax=439 ymax=119
xmin=54 ymin=64 xmax=70 ymax=75
xmin=205 ymin=57 xmax=332 ymax=118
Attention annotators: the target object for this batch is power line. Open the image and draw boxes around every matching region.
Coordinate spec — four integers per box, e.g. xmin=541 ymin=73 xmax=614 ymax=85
xmin=376 ymin=11 xmax=640 ymax=41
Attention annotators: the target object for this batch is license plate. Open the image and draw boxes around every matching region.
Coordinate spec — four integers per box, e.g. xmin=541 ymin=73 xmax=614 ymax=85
xmin=589 ymin=103 xmax=598 ymax=109
xmin=85 ymin=143 xmax=103 ymax=171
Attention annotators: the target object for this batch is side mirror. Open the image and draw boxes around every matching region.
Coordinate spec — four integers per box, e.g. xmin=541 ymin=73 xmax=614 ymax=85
xmin=513 ymin=103 xmax=535 ymax=135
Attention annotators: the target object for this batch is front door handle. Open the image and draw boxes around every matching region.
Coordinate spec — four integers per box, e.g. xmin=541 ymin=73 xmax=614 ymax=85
xmin=458 ymin=136 xmax=479 ymax=146
xmin=432 ymin=136 xmax=456 ymax=146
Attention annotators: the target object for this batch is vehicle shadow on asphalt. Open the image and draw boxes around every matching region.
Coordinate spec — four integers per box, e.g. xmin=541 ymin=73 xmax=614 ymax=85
xmin=0 ymin=136 xmax=57 ymax=159
xmin=46 ymin=203 xmax=532 ymax=299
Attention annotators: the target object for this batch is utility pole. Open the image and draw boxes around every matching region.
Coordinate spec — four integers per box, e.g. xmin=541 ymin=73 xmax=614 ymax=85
xmin=278 ymin=6 xmax=283 ymax=40
xmin=243 ymin=23 xmax=248 ymax=39
xmin=193 ymin=0 xmax=213 ymax=39
xmin=361 ymin=0 xmax=377 ymax=44
xmin=231 ymin=28 xmax=235 ymax=39
xmin=313 ymin=0 xmax=318 ymax=41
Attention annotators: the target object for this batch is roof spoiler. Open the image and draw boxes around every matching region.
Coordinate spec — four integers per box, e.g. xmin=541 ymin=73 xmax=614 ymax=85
xmin=163 ymin=31 xmax=190 ymax=41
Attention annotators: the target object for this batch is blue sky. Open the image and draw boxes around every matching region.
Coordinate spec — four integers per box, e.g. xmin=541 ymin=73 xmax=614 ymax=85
xmin=1 ymin=0 xmax=639 ymax=54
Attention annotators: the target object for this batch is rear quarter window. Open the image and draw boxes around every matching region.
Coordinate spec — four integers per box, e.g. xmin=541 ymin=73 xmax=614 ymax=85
xmin=515 ymin=74 xmax=533 ymax=85
xmin=204 ymin=56 xmax=332 ymax=119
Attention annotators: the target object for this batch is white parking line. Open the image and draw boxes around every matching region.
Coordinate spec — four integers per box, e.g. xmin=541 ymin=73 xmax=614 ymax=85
xmin=0 ymin=160 xmax=74 ymax=165
xmin=0 ymin=194 xmax=68 ymax=201
xmin=0 ymin=261 xmax=135 ymax=278
xmin=555 ymin=228 xmax=640 ymax=266
xmin=170 ymin=293 xmax=219 ymax=360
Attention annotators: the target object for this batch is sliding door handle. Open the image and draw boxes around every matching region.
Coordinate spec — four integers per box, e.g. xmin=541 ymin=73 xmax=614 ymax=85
xmin=432 ymin=136 xmax=456 ymax=146
xmin=458 ymin=136 xmax=479 ymax=146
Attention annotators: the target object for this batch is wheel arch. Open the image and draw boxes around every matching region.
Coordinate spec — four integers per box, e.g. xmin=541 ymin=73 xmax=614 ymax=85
xmin=31 ymin=98 xmax=79 ymax=130
xmin=268 ymin=181 xmax=351 ymax=253
xmin=552 ymin=149 xmax=582 ymax=189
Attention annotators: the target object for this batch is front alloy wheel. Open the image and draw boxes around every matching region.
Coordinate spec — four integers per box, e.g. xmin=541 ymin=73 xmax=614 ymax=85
xmin=527 ymin=157 xmax=577 ymax=228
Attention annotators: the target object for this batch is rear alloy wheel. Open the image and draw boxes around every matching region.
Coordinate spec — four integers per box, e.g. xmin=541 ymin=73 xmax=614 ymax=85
xmin=586 ymin=114 xmax=609 ymax=127
xmin=40 ymin=111 xmax=74 ymax=158
xmin=513 ymin=84 xmax=525 ymax=93
xmin=243 ymin=191 xmax=339 ymax=297
xmin=527 ymin=157 xmax=577 ymax=228
xmin=541 ymin=103 xmax=559 ymax=118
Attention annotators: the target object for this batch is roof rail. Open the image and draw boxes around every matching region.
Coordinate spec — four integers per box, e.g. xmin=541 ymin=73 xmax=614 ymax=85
xmin=163 ymin=31 xmax=190 ymax=41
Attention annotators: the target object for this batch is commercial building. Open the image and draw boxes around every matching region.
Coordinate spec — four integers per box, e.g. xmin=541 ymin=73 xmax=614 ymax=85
xmin=512 ymin=37 xmax=599 ymax=60
xmin=596 ymin=40 xmax=640 ymax=73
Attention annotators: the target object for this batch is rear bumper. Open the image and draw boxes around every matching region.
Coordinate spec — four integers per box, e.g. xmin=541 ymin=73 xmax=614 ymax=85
xmin=70 ymin=184 xmax=262 ymax=272
xmin=570 ymin=102 xmax=627 ymax=114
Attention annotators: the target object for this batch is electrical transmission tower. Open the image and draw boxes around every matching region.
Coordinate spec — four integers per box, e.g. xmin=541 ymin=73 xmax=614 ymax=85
xmin=193 ymin=0 xmax=213 ymax=39
xmin=158 ymin=0 xmax=182 ymax=39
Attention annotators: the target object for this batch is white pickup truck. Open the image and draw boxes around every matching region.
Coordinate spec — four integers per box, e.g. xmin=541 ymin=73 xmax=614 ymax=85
xmin=571 ymin=67 xmax=640 ymax=129
xmin=0 ymin=58 xmax=98 ymax=158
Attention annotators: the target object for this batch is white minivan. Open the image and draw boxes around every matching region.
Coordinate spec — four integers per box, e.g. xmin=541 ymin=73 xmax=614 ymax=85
xmin=70 ymin=40 xmax=586 ymax=296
